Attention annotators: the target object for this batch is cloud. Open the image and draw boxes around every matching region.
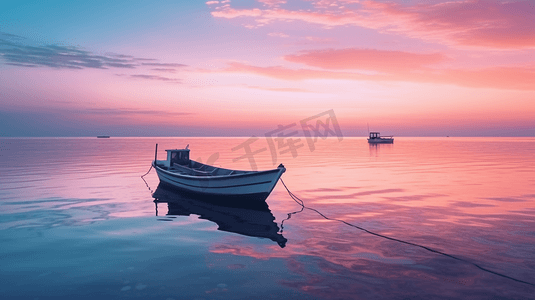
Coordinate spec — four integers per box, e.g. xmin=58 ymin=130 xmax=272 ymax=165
xmin=301 ymin=36 xmax=336 ymax=44
xmin=258 ymin=0 xmax=287 ymax=7
xmin=211 ymin=8 xmax=263 ymax=18
xmin=1 ymin=44 xmax=137 ymax=69
xmin=150 ymin=68 xmax=177 ymax=73
xmin=81 ymin=108 xmax=192 ymax=117
xmin=141 ymin=62 xmax=188 ymax=67
xmin=104 ymin=53 xmax=135 ymax=59
xmin=210 ymin=0 xmax=535 ymax=49
xmin=0 ymin=32 xmax=187 ymax=70
xmin=360 ymin=0 xmax=535 ymax=49
xmin=436 ymin=67 xmax=535 ymax=90
xmin=131 ymin=57 xmax=158 ymax=62
xmin=140 ymin=62 xmax=188 ymax=74
xmin=218 ymin=61 xmax=535 ymax=90
xmin=0 ymin=34 xmax=137 ymax=69
xmin=268 ymin=32 xmax=290 ymax=38
xmin=284 ymin=48 xmax=446 ymax=72
xmin=0 ymin=32 xmax=25 ymax=40
xmin=244 ymin=85 xmax=311 ymax=93
xmin=220 ymin=61 xmax=363 ymax=80
xmin=129 ymin=74 xmax=182 ymax=83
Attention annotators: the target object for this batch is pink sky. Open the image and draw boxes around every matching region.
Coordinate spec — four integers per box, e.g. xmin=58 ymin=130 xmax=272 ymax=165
xmin=0 ymin=0 xmax=534 ymax=136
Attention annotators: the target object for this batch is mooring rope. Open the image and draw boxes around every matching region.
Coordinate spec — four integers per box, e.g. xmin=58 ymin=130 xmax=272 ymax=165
xmin=141 ymin=164 xmax=153 ymax=178
xmin=141 ymin=164 xmax=154 ymax=194
xmin=279 ymin=178 xmax=535 ymax=287
xmin=279 ymin=201 xmax=304 ymax=235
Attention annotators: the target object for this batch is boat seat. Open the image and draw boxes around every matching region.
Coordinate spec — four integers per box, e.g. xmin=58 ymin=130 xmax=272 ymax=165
xmin=190 ymin=169 xmax=216 ymax=176
xmin=194 ymin=165 xmax=207 ymax=170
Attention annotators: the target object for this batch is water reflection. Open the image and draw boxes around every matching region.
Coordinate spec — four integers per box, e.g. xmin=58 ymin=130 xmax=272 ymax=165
xmin=152 ymin=184 xmax=287 ymax=248
xmin=2 ymin=137 xmax=534 ymax=299
xmin=368 ymin=142 xmax=393 ymax=157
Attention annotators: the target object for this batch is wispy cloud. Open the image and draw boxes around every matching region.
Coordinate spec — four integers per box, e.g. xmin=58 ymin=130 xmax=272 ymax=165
xmin=0 ymin=33 xmax=137 ymax=69
xmin=244 ymin=85 xmax=311 ymax=93
xmin=129 ymin=74 xmax=182 ymax=83
xmin=151 ymin=68 xmax=177 ymax=73
xmin=218 ymin=61 xmax=535 ymax=90
xmin=284 ymin=48 xmax=446 ymax=72
xmin=220 ymin=61 xmax=366 ymax=80
xmin=141 ymin=62 xmax=188 ymax=67
xmin=300 ymin=36 xmax=336 ymax=45
xmin=140 ymin=62 xmax=188 ymax=74
xmin=81 ymin=108 xmax=193 ymax=117
xmin=210 ymin=0 xmax=535 ymax=49
xmin=258 ymin=0 xmax=287 ymax=7
xmin=268 ymin=32 xmax=290 ymax=38
xmin=0 ymin=32 xmax=187 ymax=72
xmin=359 ymin=0 xmax=535 ymax=49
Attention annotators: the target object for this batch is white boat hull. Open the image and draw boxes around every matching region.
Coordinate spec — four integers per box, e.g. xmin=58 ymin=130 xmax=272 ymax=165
xmin=153 ymin=162 xmax=285 ymax=202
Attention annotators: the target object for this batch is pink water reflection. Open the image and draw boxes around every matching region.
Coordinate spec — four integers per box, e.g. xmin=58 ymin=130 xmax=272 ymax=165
xmin=204 ymin=137 xmax=535 ymax=298
xmin=1 ymin=137 xmax=534 ymax=298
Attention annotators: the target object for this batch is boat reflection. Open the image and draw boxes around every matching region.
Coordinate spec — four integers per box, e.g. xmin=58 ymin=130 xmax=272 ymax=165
xmin=369 ymin=142 xmax=393 ymax=157
xmin=152 ymin=184 xmax=287 ymax=248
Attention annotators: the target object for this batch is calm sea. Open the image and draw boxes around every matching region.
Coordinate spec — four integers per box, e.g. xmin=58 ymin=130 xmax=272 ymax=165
xmin=1 ymin=137 xmax=534 ymax=299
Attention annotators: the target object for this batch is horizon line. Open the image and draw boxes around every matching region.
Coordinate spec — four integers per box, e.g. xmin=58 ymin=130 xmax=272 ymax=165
xmin=2 ymin=135 xmax=534 ymax=138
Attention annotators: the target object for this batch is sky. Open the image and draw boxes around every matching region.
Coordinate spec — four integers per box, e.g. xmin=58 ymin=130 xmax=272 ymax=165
xmin=0 ymin=0 xmax=534 ymax=137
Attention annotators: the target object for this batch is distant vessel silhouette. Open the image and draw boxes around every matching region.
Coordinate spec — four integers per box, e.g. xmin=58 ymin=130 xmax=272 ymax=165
xmin=367 ymin=132 xmax=394 ymax=144
xmin=96 ymin=135 xmax=110 ymax=138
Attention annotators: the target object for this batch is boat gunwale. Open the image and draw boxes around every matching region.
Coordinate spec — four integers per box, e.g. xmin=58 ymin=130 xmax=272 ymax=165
xmin=153 ymin=161 xmax=284 ymax=181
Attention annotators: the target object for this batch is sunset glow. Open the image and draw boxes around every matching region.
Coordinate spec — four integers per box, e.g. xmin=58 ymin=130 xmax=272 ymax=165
xmin=1 ymin=0 xmax=534 ymax=136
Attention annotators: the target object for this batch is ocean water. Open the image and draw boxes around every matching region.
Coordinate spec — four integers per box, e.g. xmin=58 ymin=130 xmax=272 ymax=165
xmin=0 ymin=137 xmax=534 ymax=299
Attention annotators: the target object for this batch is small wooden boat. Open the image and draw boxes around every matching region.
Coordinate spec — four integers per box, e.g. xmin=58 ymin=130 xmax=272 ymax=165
xmin=367 ymin=132 xmax=394 ymax=144
xmin=152 ymin=146 xmax=286 ymax=202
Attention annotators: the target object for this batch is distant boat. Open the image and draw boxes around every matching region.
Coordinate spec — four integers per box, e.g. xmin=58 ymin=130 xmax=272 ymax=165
xmin=153 ymin=184 xmax=287 ymax=247
xmin=152 ymin=146 xmax=286 ymax=202
xmin=367 ymin=132 xmax=394 ymax=144
xmin=97 ymin=135 xmax=110 ymax=138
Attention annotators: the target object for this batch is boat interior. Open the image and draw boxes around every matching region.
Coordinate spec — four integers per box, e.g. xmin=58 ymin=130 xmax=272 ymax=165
xmin=155 ymin=149 xmax=249 ymax=176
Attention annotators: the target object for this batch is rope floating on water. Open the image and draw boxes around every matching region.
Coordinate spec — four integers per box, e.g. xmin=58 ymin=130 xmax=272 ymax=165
xmin=279 ymin=178 xmax=535 ymax=287
xmin=141 ymin=164 xmax=154 ymax=194
xmin=141 ymin=164 xmax=153 ymax=178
